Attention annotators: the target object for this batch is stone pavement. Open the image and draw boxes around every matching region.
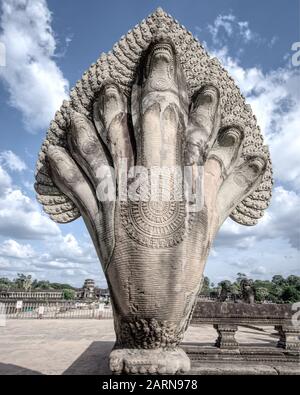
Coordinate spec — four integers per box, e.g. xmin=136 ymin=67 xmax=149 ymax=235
xmin=0 ymin=319 xmax=281 ymax=375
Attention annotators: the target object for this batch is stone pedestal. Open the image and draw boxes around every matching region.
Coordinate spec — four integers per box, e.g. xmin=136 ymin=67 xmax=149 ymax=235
xmin=109 ymin=348 xmax=190 ymax=375
xmin=275 ymin=325 xmax=300 ymax=351
xmin=214 ymin=324 xmax=239 ymax=350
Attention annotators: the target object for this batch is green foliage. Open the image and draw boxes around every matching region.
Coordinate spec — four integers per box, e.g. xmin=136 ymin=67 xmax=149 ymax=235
xmin=200 ymin=276 xmax=211 ymax=296
xmin=62 ymin=289 xmax=76 ymax=300
xmin=272 ymin=275 xmax=284 ymax=286
xmin=32 ymin=280 xmax=51 ymax=290
xmin=199 ymin=273 xmax=300 ymax=303
xmin=230 ymin=283 xmax=240 ymax=295
xmin=0 ymin=275 xmax=76 ymax=292
xmin=236 ymin=273 xmax=247 ymax=284
xmin=281 ymin=286 xmax=299 ymax=303
xmin=255 ymin=287 xmax=269 ymax=302
xmin=287 ymin=275 xmax=300 ymax=289
xmin=209 ymin=288 xmax=219 ymax=298
xmin=14 ymin=273 xmax=32 ymax=290
xmin=49 ymin=283 xmax=75 ymax=290
xmin=0 ymin=277 xmax=12 ymax=291
xmin=218 ymin=280 xmax=232 ymax=291
xmin=2 ymin=272 xmax=300 ymax=304
xmin=203 ymin=276 xmax=210 ymax=288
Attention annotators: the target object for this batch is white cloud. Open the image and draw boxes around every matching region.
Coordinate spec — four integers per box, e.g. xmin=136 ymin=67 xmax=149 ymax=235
xmin=270 ymin=102 xmax=300 ymax=189
xmin=217 ymin=186 xmax=300 ymax=251
xmin=0 ymin=187 xmax=60 ymax=240
xmin=0 ymin=0 xmax=69 ymax=131
xmin=0 ymin=159 xmax=60 ymax=240
xmin=207 ymin=14 xmax=276 ymax=49
xmin=206 ymin=239 xmax=299 ymax=282
xmin=201 ymin=13 xmax=300 ymax=278
xmin=54 ymin=233 xmax=85 ymax=260
xmin=0 ymin=188 xmax=60 ymax=239
xmin=208 ymin=14 xmax=236 ymax=44
xmin=0 ymin=239 xmax=35 ymax=259
xmin=40 ymin=233 xmax=98 ymax=265
xmin=0 ymin=150 xmax=27 ymax=171
xmin=0 ymin=165 xmax=11 ymax=195
xmin=0 ymin=234 xmax=104 ymax=287
xmin=250 ymin=265 xmax=267 ymax=275
xmin=202 ymin=15 xmax=300 ymax=282
xmin=237 ymin=21 xmax=253 ymax=43
xmin=0 ymin=158 xmax=105 ymax=286
xmin=209 ymin=46 xmax=300 ymax=191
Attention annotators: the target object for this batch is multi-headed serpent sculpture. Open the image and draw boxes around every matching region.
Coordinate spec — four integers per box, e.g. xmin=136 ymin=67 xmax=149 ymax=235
xmin=35 ymin=9 xmax=273 ymax=374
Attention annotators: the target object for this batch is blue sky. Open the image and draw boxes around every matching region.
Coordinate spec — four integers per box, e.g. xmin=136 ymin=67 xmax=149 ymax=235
xmin=0 ymin=0 xmax=299 ymax=287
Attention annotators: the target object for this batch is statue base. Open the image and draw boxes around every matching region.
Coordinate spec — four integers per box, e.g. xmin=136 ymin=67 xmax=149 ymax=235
xmin=109 ymin=347 xmax=191 ymax=375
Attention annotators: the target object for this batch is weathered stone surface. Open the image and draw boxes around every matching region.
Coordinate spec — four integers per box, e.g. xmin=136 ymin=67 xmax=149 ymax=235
xmin=4 ymin=320 xmax=299 ymax=375
xmin=274 ymin=365 xmax=300 ymax=375
xmin=189 ymin=363 xmax=279 ymax=375
xmin=240 ymin=278 xmax=255 ymax=304
xmin=214 ymin=324 xmax=239 ymax=350
xmin=187 ymin=301 xmax=300 ymax=372
xmin=109 ymin=348 xmax=190 ymax=375
xmin=35 ymin=8 xmax=273 ymax=374
xmin=275 ymin=325 xmax=300 ymax=351
xmin=192 ymin=302 xmax=298 ymax=326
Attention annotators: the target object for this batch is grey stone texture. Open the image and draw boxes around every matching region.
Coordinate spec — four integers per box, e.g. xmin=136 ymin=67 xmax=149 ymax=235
xmin=188 ymin=301 xmax=300 ymax=374
xmin=35 ymin=8 xmax=273 ymax=374
xmin=0 ymin=320 xmax=298 ymax=375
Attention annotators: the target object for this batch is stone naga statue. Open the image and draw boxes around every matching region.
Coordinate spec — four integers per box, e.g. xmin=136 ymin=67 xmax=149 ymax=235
xmin=35 ymin=8 xmax=273 ymax=374
xmin=240 ymin=278 xmax=256 ymax=304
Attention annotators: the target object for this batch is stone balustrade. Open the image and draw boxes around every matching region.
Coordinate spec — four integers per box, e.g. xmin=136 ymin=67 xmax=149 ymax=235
xmin=0 ymin=291 xmax=82 ymax=300
xmin=190 ymin=301 xmax=300 ymax=350
xmin=184 ymin=301 xmax=300 ymax=374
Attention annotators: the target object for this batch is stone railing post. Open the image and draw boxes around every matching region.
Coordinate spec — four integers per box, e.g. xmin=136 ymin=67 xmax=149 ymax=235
xmin=275 ymin=325 xmax=300 ymax=351
xmin=213 ymin=324 xmax=239 ymax=350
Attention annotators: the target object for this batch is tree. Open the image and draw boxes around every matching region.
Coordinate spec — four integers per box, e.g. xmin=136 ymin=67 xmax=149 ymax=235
xmin=236 ymin=273 xmax=247 ymax=284
xmin=15 ymin=274 xmax=32 ymax=291
xmin=287 ymin=275 xmax=300 ymax=288
xmin=34 ymin=280 xmax=51 ymax=290
xmin=0 ymin=277 xmax=12 ymax=291
xmin=50 ymin=283 xmax=75 ymax=290
xmin=209 ymin=288 xmax=219 ymax=298
xmin=23 ymin=275 xmax=32 ymax=291
xmin=270 ymin=285 xmax=283 ymax=302
xmin=203 ymin=276 xmax=210 ymax=288
xmin=272 ymin=275 xmax=284 ymax=286
xmin=218 ymin=280 xmax=232 ymax=302
xmin=0 ymin=283 xmax=9 ymax=291
xmin=200 ymin=276 xmax=211 ymax=296
xmin=281 ymin=286 xmax=299 ymax=303
xmin=63 ymin=289 xmax=75 ymax=300
xmin=255 ymin=287 xmax=269 ymax=302
xmin=31 ymin=279 xmax=38 ymax=289
xmin=230 ymin=283 xmax=240 ymax=302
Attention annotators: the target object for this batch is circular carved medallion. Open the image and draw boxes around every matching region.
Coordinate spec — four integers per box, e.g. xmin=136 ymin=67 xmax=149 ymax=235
xmin=121 ymin=199 xmax=188 ymax=248
xmin=120 ymin=173 xmax=195 ymax=248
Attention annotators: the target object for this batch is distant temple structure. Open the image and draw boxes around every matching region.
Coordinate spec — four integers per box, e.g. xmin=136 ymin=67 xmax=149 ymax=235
xmin=80 ymin=279 xmax=96 ymax=299
xmin=0 ymin=279 xmax=109 ymax=301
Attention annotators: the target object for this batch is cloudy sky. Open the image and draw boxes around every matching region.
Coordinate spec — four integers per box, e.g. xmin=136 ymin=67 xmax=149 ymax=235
xmin=0 ymin=0 xmax=299 ymax=287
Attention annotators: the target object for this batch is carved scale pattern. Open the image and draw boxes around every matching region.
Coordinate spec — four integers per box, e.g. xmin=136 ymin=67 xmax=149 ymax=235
xmin=35 ymin=7 xmax=273 ymax=226
xmin=116 ymin=318 xmax=185 ymax=349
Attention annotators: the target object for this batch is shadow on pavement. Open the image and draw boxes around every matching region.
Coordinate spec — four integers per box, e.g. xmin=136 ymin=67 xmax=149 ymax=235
xmin=63 ymin=341 xmax=114 ymax=375
xmin=0 ymin=363 xmax=44 ymax=375
xmin=0 ymin=341 xmax=114 ymax=375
